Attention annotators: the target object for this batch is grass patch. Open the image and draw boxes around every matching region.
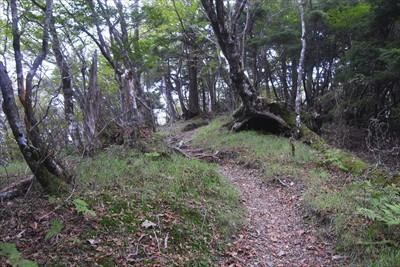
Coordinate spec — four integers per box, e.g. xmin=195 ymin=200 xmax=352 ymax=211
xmin=0 ymin=161 xmax=31 ymax=189
xmin=194 ymin=116 xmax=315 ymax=181
xmin=0 ymin=132 xmax=244 ymax=266
xmin=0 ymin=243 xmax=37 ymax=267
xmin=73 ymin=143 xmax=244 ymax=266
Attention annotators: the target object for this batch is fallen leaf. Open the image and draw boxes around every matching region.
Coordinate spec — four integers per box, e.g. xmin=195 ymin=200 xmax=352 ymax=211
xmin=87 ymin=238 xmax=101 ymax=245
xmin=141 ymin=219 xmax=157 ymax=229
xmin=278 ymin=250 xmax=286 ymax=257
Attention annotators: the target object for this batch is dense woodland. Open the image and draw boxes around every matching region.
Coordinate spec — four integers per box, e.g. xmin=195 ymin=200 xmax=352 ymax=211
xmin=0 ymin=0 xmax=400 ymax=265
xmin=0 ymin=0 xmax=399 ymax=192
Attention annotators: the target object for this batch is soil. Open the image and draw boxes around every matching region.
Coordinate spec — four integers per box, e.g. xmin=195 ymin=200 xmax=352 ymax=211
xmin=167 ymin=127 xmax=347 ymax=267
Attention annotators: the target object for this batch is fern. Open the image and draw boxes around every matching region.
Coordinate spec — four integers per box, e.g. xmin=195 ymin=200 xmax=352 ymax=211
xmin=321 ymin=150 xmax=348 ymax=171
xmin=73 ymin=198 xmax=96 ymax=216
xmin=45 ymin=219 xmax=64 ymax=240
xmin=0 ymin=243 xmax=38 ymax=267
xmin=356 ymin=182 xmax=400 ymax=226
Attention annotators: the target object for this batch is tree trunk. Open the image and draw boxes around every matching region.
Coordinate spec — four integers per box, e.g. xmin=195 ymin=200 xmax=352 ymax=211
xmin=3 ymin=0 xmax=71 ymax=196
xmin=121 ymin=69 xmax=139 ymax=146
xmin=201 ymin=0 xmax=291 ymax=134
xmin=50 ymin=21 xmax=83 ymax=151
xmin=0 ymin=62 xmax=70 ymax=195
xmin=295 ymin=0 xmax=306 ymax=132
xmin=169 ymin=72 xmax=188 ymax=118
xmin=163 ymin=76 xmax=178 ymax=123
xmin=186 ymin=33 xmax=201 ymax=118
xmin=83 ymin=51 xmax=103 ymax=154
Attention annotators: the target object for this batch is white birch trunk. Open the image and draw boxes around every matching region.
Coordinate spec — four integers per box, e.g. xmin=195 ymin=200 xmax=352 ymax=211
xmin=295 ymin=0 xmax=306 ymax=132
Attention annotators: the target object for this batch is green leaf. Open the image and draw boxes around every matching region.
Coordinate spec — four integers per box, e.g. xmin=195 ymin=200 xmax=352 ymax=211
xmin=0 ymin=243 xmax=38 ymax=267
xmin=144 ymin=152 xmax=161 ymax=158
xmin=45 ymin=219 xmax=64 ymax=241
xmin=73 ymin=198 xmax=97 ymax=216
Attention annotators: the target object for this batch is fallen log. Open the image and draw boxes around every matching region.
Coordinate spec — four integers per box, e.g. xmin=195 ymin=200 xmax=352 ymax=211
xmin=0 ymin=176 xmax=35 ymax=201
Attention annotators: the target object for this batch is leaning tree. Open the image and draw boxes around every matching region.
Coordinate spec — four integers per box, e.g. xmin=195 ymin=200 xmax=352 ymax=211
xmin=0 ymin=0 xmax=71 ymax=195
xmin=200 ymin=0 xmax=293 ymax=134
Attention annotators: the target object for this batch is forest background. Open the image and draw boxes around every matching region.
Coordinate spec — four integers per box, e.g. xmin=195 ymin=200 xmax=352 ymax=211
xmin=0 ymin=0 xmax=400 ymax=266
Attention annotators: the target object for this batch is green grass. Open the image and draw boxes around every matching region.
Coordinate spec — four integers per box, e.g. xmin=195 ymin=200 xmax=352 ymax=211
xmin=0 ymin=130 xmax=244 ymax=266
xmin=0 ymin=161 xmax=30 ymax=175
xmin=194 ymin=116 xmax=315 ymax=181
xmin=2 ymin=115 xmax=399 ymax=266
xmin=73 ymin=143 xmax=244 ymax=266
xmin=192 ymin=115 xmax=400 ymax=266
xmin=0 ymin=161 xmax=31 ymax=189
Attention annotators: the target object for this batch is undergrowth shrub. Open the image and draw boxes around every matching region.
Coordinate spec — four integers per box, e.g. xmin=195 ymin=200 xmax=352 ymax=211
xmin=356 ymin=181 xmax=400 ymax=227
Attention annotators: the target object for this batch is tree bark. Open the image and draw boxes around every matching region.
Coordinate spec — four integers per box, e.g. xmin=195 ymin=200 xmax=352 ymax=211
xmin=187 ymin=43 xmax=200 ymax=118
xmin=121 ymin=69 xmax=139 ymax=146
xmin=201 ymin=0 xmax=291 ymax=134
xmin=82 ymin=51 xmax=104 ymax=154
xmin=163 ymin=76 xmax=178 ymax=123
xmin=3 ymin=0 xmax=71 ymax=195
xmin=201 ymin=0 xmax=259 ymax=112
xmin=0 ymin=63 xmax=70 ymax=195
xmin=50 ymin=21 xmax=83 ymax=151
xmin=295 ymin=0 xmax=306 ymax=131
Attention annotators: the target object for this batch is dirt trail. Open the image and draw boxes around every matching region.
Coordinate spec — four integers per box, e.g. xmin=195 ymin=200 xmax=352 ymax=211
xmin=167 ymin=128 xmax=345 ymax=267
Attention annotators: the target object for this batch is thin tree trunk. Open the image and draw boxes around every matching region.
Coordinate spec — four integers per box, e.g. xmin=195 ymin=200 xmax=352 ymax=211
xmin=0 ymin=63 xmax=70 ymax=195
xmin=186 ymin=37 xmax=200 ymax=118
xmin=291 ymin=58 xmax=298 ymax=107
xmin=4 ymin=0 xmax=71 ymax=195
xmin=295 ymin=0 xmax=306 ymax=131
xmin=169 ymin=62 xmax=188 ymax=118
xmin=50 ymin=21 xmax=83 ymax=151
xmin=163 ymin=76 xmax=178 ymax=123
xmin=121 ymin=69 xmax=139 ymax=146
xmin=83 ymin=51 xmax=103 ymax=154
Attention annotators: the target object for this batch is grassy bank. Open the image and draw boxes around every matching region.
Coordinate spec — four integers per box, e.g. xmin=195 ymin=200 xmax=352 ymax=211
xmin=0 ymin=134 xmax=244 ymax=266
xmin=192 ymin=115 xmax=400 ymax=266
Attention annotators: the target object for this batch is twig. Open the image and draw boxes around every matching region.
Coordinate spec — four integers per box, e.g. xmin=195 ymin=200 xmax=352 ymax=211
xmin=201 ymin=208 xmax=208 ymax=232
xmin=38 ymin=184 xmax=76 ymax=221
xmin=167 ymin=145 xmax=191 ymax=158
xmin=152 ymin=229 xmax=161 ymax=252
xmin=164 ymin=233 xmax=169 ymax=249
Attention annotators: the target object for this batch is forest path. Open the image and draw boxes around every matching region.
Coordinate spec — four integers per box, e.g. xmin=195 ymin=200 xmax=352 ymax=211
xmin=166 ymin=126 xmax=346 ymax=267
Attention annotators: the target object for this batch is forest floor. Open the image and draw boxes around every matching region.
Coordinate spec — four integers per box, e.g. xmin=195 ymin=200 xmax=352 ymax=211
xmin=166 ymin=125 xmax=347 ymax=267
xmin=1 ymin=117 xmax=399 ymax=266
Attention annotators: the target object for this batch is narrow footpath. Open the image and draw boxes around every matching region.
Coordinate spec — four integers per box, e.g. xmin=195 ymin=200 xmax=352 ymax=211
xmin=167 ymin=128 xmax=346 ymax=267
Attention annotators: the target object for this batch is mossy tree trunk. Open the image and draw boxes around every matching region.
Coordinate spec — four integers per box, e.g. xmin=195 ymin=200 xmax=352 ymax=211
xmin=201 ymin=0 xmax=292 ymax=134
xmin=0 ymin=0 xmax=71 ymax=196
xmin=0 ymin=62 xmax=70 ymax=195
